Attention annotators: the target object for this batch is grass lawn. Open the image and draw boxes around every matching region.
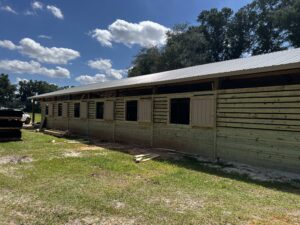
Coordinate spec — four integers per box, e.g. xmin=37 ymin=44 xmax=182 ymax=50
xmin=30 ymin=113 xmax=41 ymax=123
xmin=0 ymin=130 xmax=299 ymax=224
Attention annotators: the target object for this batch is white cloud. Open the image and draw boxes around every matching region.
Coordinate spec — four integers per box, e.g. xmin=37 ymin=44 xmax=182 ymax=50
xmin=0 ymin=40 xmax=18 ymax=50
xmin=24 ymin=10 xmax=35 ymax=16
xmin=90 ymin=29 xmax=113 ymax=47
xmin=110 ymin=69 xmax=125 ymax=80
xmin=75 ymin=58 xmax=126 ymax=85
xmin=16 ymin=77 xmax=29 ymax=83
xmin=38 ymin=35 xmax=52 ymax=39
xmin=46 ymin=5 xmax=63 ymax=19
xmin=75 ymin=74 xmax=107 ymax=85
xmin=87 ymin=58 xmax=126 ymax=80
xmin=0 ymin=38 xmax=80 ymax=64
xmin=88 ymin=58 xmax=112 ymax=71
xmin=0 ymin=60 xmax=70 ymax=78
xmin=0 ymin=5 xmax=17 ymax=14
xmin=32 ymin=1 xmax=43 ymax=10
xmin=90 ymin=19 xmax=169 ymax=48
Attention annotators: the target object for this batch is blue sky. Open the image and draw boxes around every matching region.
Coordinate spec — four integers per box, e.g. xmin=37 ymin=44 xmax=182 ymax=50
xmin=0 ymin=0 xmax=251 ymax=87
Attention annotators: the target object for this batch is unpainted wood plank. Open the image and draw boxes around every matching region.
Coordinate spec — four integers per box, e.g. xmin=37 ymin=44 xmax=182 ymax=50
xmin=218 ymin=108 xmax=300 ymax=114
xmin=217 ymin=117 xmax=300 ymax=126
xmin=217 ymin=127 xmax=300 ymax=143
xmin=218 ymin=90 xmax=300 ymax=99
xmin=217 ymin=136 xmax=300 ymax=158
xmin=218 ymin=102 xmax=300 ymax=108
xmin=218 ymin=83 xmax=300 ymax=94
xmin=217 ymin=112 xmax=300 ymax=120
xmin=217 ymin=145 xmax=300 ymax=172
xmin=218 ymin=96 xmax=300 ymax=104
xmin=217 ymin=121 xmax=300 ymax=131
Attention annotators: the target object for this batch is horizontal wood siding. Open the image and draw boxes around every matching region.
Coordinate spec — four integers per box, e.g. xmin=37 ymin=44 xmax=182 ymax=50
xmin=216 ymin=84 xmax=300 ymax=173
xmin=217 ymin=127 xmax=300 ymax=172
xmin=217 ymin=84 xmax=300 ymax=131
xmin=88 ymin=101 xmax=95 ymax=119
xmin=40 ymin=84 xmax=300 ymax=173
xmin=89 ymin=120 xmax=114 ymax=141
xmin=153 ymin=125 xmax=214 ymax=158
xmin=115 ymin=121 xmax=151 ymax=145
xmin=68 ymin=102 xmax=74 ymax=118
xmin=153 ymin=96 xmax=168 ymax=124
xmin=115 ymin=98 xmax=124 ymax=121
xmin=53 ymin=103 xmax=57 ymax=117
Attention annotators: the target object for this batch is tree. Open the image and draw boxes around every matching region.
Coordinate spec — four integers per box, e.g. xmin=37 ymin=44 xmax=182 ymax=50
xmin=227 ymin=7 xmax=253 ymax=57
xmin=274 ymin=0 xmax=300 ymax=47
xmin=162 ymin=25 xmax=210 ymax=70
xmin=128 ymin=0 xmax=292 ymax=77
xmin=0 ymin=74 xmax=16 ymax=108
xmin=197 ymin=8 xmax=237 ymax=61
xmin=245 ymin=0 xmax=287 ymax=55
xmin=128 ymin=47 xmax=163 ymax=77
xmin=18 ymin=80 xmax=59 ymax=112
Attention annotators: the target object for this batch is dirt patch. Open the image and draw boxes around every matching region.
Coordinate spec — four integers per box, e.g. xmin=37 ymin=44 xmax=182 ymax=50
xmin=90 ymin=170 xmax=131 ymax=187
xmin=79 ymin=146 xmax=104 ymax=151
xmin=111 ymin=200 xmax=126 ymax=210
xmin=0 ymin=156 xmax=33 ymax=165
xmin=220 ymin=162 xmax=300 ymax=183
xmin=63 ymin=151 xmax=81 ymax=158
xmin=99 ymin=216 xmax=136 ymax=225
xmin=287 ymin=210 xmax=300 ymax=218
xmin=65 ymin=216 xmax=135 ymax=225
xmin=149 ymin=191 xmax=204 ymax=213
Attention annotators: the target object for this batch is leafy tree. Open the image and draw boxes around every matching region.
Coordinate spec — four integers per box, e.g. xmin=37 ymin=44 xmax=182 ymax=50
xmin=162 ymin=25 xmax=210 ymax=70
xmin=227 ymin=7 xmax=253 ymax=57
xmin=245 ymin=0 xmax=286 ymax=55
xmin=18 ymin=80 xmax=59 ymax=112
xmin=274 ymin=0 xmax=300 ymax=47
xmin=197 ymin=8 xmax=236 ymax=61
xmin=128 ymin=47 xmax=163 ymax=77
xmin=128 ymin=0 xmax=294 ymax=77
xmin=0 ymin=74 xmax=16 ymax=108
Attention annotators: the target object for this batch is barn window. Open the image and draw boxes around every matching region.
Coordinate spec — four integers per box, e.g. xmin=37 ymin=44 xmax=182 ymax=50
xmin=45 ymin=105 xmax=49 ymax=115
xmin=126 ymin=100 xmax=138 ymax=121
xmin=96 ymin=102 xmax=104 ymax=119
xmin=74 ymin=103 xmax=80 ymax=118
xmin=170 ymin=98 xmax=190 ymax=125
xmin=58 ymin=103 xmax=63 ymax=117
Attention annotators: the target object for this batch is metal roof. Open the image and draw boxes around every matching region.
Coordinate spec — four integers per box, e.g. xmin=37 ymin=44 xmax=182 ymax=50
xmin=31 ymin=48 xmax=300 ymax=99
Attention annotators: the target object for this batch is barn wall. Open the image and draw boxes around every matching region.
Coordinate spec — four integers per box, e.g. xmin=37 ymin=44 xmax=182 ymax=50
xmin=114 ymin=96 xmax=152 ymax=145
xmin=40 ymin=83 xmax=300 ymax=173
xmin=153 ymin=124 xmax=214 ymax=158
xmin=152 ymin=93 xmax=215 ymax=158
xmin=216 ymin=84 xmax=300 ymax=173
xmin=87 ymin=100 xmax=114 ymax=141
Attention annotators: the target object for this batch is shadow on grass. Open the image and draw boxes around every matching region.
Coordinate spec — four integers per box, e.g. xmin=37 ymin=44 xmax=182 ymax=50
xmin=52 ymin=133 xmax=300 ymax=196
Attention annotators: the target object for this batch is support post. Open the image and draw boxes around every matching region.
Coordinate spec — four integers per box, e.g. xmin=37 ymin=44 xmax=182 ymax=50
xmin=32 ymin=100 xmax=35 ymax=124
xmin=150 ymin=87 xmax=156 ymax=147
xmin=213 ymin=79 xmax=219 ymax=161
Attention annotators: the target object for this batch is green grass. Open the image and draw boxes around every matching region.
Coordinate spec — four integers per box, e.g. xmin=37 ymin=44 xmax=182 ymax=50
xmin=0 ymin=130 xmax=299 ymax=224
xmin=28 ymin=113 xmax=41 ymax=123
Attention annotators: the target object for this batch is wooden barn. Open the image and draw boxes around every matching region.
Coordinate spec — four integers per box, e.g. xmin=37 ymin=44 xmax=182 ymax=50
xmin=31 ymin=48 xmax=300 ymax=173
